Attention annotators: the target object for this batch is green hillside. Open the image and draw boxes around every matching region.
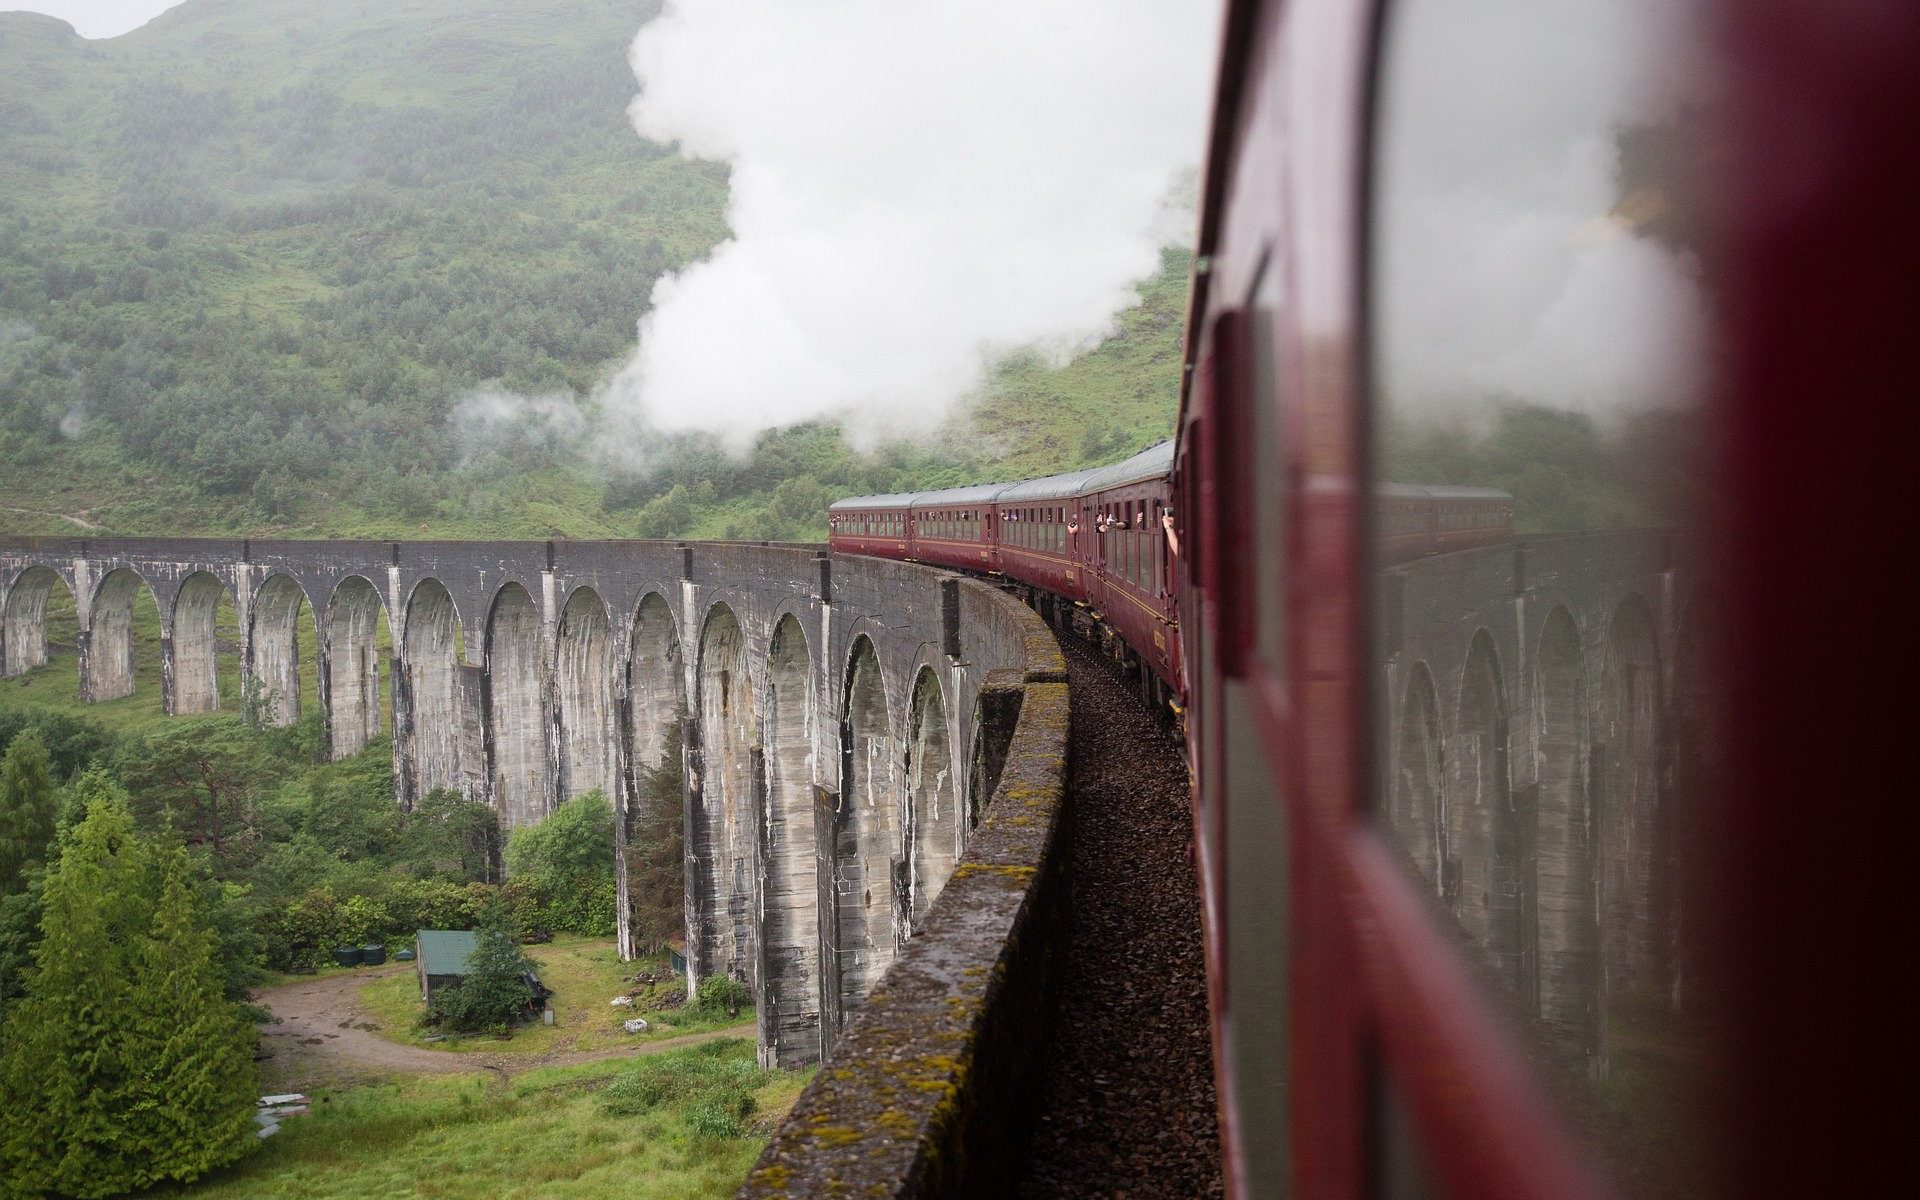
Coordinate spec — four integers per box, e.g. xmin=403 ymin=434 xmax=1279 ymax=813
xmin=0 ymin=0 xmax=1185 ymax=542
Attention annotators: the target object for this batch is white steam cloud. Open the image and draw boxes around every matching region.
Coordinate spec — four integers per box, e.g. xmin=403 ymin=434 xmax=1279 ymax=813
xmin=1373 ymin=0 xmax=1706 ymax=425
xmin=0 ymin=320 xmax=35 ymax=344
xmin=606 ymin=0 xmax=1220 ymax=448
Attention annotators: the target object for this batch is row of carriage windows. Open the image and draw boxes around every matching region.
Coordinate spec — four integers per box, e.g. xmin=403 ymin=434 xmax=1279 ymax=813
xmin=1004 ymin=506 xmax=1066 ymax=552
xmin=1437 ymin=503 xmax=1509 ymax=531
xmin=924 ymin=510 xmax=985 ymax=542
xmin=1096 ymin=499 xmax=1169 ymax=599
xmin=841 ymin=512 xmax=905 ymax=537
xmin=1382 ymin=501 xmax=1514 ymax=537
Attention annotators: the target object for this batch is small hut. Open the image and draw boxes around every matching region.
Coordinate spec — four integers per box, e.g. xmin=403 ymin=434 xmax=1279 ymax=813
xmin=415 ymin=929 xmax=478 ymax=1006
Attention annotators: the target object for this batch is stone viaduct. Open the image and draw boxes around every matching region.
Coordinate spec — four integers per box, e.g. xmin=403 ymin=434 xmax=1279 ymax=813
xmin=0 ymin=535 xmax=1054 ymax=1070
xmin=1376 ymin=529 xmax=1693 ymax=1077
xmin=0 ymin=526 xmax=1683 ymax=1194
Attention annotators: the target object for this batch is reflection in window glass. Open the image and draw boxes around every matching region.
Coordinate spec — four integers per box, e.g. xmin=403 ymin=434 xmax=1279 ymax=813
xmin=1369 ymin=0 xmax=1712 ymax=1193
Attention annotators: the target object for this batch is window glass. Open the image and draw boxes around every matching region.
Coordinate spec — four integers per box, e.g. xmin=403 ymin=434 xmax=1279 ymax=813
xmin=1249 ymin=259 xmax=1285 ymax=673
xmin=1369 ymin=0 xmax=1712 ymax=1191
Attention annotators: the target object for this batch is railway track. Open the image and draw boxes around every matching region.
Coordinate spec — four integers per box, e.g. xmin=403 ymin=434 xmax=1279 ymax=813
xmin=1015 ymin=631 xmax=1223 ymax=1199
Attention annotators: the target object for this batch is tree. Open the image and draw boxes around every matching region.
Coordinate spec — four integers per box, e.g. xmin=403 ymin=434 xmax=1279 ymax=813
xmin=408 ymin=787 xmax=502 ymax=883
xmin=0 ymin=711 xmax=111 ymax=783
xmin=504 ymin=789 xmax=614 ymax=884
xmin=625 ymin=724 xmax=687 ymax=953
xmin=0 ymin=802 xmax=257 ymax=1196
xmin=126 ymin=841 xmax=259 ymax=1180
xmin=634 ymin=483 xmax=693 ymax=538
xmin=119 ymin=717 xmax=272 ymax=860
xmin=0 ymin=877 xmax=44 ymax=1007
xmin=56 ymin=767 xmax=128 ymax=839
xmin=0 ymin=730 xmax=57 ymax=895
xmin=426 ymin=905 xmax=536 ymax=1034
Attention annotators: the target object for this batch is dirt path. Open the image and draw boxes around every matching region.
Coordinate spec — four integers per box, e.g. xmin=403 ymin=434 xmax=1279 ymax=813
xmin=0 ymin=506 xmax=104 ymax=531
xmin=254 ymin=966 xmax=754 ymax=1089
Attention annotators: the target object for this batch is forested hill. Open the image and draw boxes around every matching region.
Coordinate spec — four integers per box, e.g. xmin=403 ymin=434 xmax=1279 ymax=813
xmin=0 ymin=0 xmax=1187 ymax=541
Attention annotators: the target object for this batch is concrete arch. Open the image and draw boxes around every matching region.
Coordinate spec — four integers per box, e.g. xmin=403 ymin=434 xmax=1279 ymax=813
xmin=486 ymin=582 xmax=549 ymax=830
xmin=620 ymin=591 xmax=687 ymax=963
xmin=248 ymin=573 xmax=312 ymax=727
xmin=626 ymin=592 xmax=685 ymax=778
xmin=1536 ymin=606 xmax=1597 ymax=1062
xmin=168 ymin=571 xmax=232 ymax=716
xmin=694 ymin=602 xmax=759 ymax=986
xmin=1391 ymin=662 xmax=1444 ymax=894
xmin=1449 ymin=630 xmax=1524 ymax=992
xmin=761 ymin=613 xmax=821 ymax=1065
xmin=905 ymin=665 xmax=959 ymax=930
xmin=400 ymin=578 xmax=467 ymax=802
xmin=1597 ymin=594 xmax=1662 ymax=1010
xmin=85 ymin=567 xmax=157 ymax=703
xmin=833 ymin=633 xmax=900 ymax=1022
xmin=325 ymin=576 xmax=389 ymax=759
xmin=555 ymin=586 xmax=619 ymax=804
xmin=2 ymin=565 xmax=73 ymax=677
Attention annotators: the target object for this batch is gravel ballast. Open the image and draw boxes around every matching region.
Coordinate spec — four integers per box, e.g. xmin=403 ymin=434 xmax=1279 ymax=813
xmin=1015 ymin=632 xmax=1225 ymax=1199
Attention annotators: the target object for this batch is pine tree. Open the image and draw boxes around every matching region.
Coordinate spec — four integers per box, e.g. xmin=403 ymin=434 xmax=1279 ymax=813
xmin=0 ymin=798 xmax=257 ymax=1197
xmin=0 ymin=729 xmax=57 ymax=894
xmin=124 ymin=839 xmax=258 ymax=1187
xmin=0 ymin=793 xmax=152 ymax=1198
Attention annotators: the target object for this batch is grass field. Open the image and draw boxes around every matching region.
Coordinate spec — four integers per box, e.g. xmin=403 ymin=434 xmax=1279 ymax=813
xmin=357 ymin=937 xmax=747 ymax=1056
xmin=138 ymin=1040 xmax=809 ymax=1200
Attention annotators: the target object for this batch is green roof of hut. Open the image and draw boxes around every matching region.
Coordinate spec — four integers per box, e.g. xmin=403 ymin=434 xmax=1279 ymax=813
xmin=415 ymin=929 xmax=479 ymax=976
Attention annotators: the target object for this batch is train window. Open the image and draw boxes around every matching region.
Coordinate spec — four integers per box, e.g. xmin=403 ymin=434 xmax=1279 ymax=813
xmin=1369 ymin=0 xmax=1713 ymax=1192
xmin=1248 ymin=256 xmax=1286 ymax=674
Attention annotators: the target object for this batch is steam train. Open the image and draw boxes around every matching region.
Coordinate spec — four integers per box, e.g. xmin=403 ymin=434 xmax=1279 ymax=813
xmin=829 ymin=450 xmax=1513 ymax=708
xmin=831 ymin=0 xmax=1911 ymax=1195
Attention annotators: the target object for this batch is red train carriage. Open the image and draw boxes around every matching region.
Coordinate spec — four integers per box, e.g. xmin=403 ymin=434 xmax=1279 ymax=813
xmin=903 ymin=483 xmax=1007 ymax=574
xmin=1379 ymin=485 xmax=1517 ymax=563
xmin=1076 ymin=441 xmax=1181 ymax=695
xmin=826 ymin=493 xmax=915 ymax=558
xmin=1174 ymin=0 xmax=1911 ymax=1198
xmin=993 ymin=467 xmax=1102 ymax=604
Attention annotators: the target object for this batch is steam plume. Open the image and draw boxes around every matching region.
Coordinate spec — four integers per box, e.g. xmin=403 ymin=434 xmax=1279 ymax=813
xmin=606 ymin=0 xmax=1220 ymax=448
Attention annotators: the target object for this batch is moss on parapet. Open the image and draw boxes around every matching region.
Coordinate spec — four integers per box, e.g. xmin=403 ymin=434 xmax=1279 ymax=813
xmin=736 ymin=593 xmax=1072 ymax=1200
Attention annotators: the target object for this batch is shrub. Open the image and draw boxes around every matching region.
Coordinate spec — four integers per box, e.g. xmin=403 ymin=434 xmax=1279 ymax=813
xmin=598 ymin=1041 xmax=767 ymax=1126
xmin=500 ymin=792 xmax=619 ymax=938
xmin=687 ymin=973 xmax=754 ymax=1019
xmin=504 ymin=790 xmax=613 ymax=881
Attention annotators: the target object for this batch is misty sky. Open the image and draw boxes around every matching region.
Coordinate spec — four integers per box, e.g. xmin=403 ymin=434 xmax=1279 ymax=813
xmin=5 ymin=1 xmax=181 ymax=38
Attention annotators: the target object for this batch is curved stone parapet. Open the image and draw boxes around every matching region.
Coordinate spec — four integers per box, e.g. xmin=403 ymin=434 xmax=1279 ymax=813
xmin=737 ymin=609 xmax=1070 ymax=1200
xmin=0 ymin=535 xmax=1056 ymax=1071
